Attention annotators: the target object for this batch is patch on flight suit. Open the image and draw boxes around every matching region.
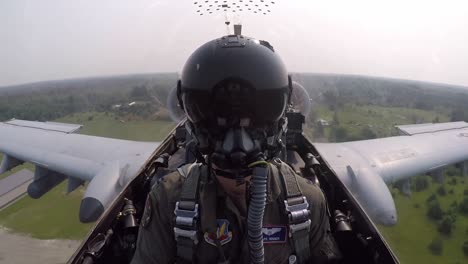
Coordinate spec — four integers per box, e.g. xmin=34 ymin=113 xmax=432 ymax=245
xmin=204 ymin=219 xmax=233 ymax=246
xmin=262 ymin=225 xmax=287 ymax=244
xmin=140 ymin=196 xmax=152 ymax=228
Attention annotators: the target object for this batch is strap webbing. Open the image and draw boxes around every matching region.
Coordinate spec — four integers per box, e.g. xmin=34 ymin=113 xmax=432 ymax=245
xmin=276 ymin=162 xmax=311 ymax=264
xmin=279 ymin=163 xmax=303 ymax=201
xmin=175 ymin=164 xmax=204 ymax=263
xmin=292 ymin=229 xmax=311 ymax=264
xmin=179 ymin=167 xmax=201 ymax=209
xmin=177 ymin=237 xmax=197 ymax=262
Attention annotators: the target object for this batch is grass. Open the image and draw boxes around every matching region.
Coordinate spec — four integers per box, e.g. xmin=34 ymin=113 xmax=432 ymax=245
xmin=379 ymin=175 xmax=468 ymax=264
xmin=310 ymin=104 xmax=450 ymax=140
xmin=0 ymin=112 xmax=175 ymax=239
xmin=55 ymin=112 xmax=175 ymax=141
xmin=0 ymin=182 xmax=92 ymax=239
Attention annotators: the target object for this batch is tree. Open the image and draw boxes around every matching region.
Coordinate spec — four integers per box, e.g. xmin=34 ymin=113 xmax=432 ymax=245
xmin=330 ymin=126 xmax=349 ymax=142
xmin=413 ymin=176 xmax=430 ymax=192
xmin=448 ymin=178 xmax=457 ymax=186
xmin=459 ymin=197 xmax=468 ymax=215
xmin=450 ymin=201 xmax=458 ymax=209
xmin=313 ymin=123 xmax=325 ymax=138
xmin=437 ymin=216 xmax=454 ymax=235
xmin=428 ymin=237 xmax=443 ymax=255
xmin=307 ymin=108 xmax=318 ymax=124
xmin=445 ymin=166 xmax=459 ymax=177
xmin=360 ymin=127 xmax=377 ymax=140
xmin=333 ymin=111 xmax=340 ymax=125
xmin=463 ymin=241 xmax=468 ymax=257
xmin=426 ymin=193 xmax=437 ymax=203
xmin=437 ymin=186 xmax=447 ymax=196
xmin=427 ymin=200 xmax=444 ymax=220
xmin=451 ymin=108 xmax=466 ymax=121
xmin=130 ymin=85 xmax=150 ymax=99
xmin=323 ymin=90 xmax=339 ymax=110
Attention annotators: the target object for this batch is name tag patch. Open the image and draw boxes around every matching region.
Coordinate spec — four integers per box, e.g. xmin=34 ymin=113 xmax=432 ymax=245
xmin=262 ymin=225 xmax=287 ymax=244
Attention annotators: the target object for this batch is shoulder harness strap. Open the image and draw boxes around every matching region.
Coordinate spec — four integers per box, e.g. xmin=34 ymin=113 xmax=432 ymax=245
xmin=174 ymin=163 xmax=206 ymax=263
xmin=275 ymin=160 xmax=311 ymax=264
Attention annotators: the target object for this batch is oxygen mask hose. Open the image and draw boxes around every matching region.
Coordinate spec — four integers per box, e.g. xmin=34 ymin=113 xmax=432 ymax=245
xmin=247 ymin=159 xmax=269 ymax=264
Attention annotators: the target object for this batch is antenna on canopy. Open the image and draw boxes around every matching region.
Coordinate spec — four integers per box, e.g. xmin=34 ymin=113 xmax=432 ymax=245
xmin=234 ymin=24 xmax=242 ymax=35
xmin=224 ymin=12 xmax=231 ymax=35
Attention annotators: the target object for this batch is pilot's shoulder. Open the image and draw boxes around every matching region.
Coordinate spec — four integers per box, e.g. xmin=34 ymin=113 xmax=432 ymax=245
xmin=156 ymin=170 xmax=185 ymax=190
xmin=277 ymin=162 xmax=326 ymax=206
xmin=296 ymin=175 xmax=326 ymax=205
xmin=149 ymin=163 xmax=202 ymax=201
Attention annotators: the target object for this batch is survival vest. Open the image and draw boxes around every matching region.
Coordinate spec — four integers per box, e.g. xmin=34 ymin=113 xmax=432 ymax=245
xmin=173 ymin=161 xmax=312 ymax=264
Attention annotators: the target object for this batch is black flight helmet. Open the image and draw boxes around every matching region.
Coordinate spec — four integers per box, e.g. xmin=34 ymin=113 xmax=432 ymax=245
xmin=178 ymin=35 xmax=291 ymax=168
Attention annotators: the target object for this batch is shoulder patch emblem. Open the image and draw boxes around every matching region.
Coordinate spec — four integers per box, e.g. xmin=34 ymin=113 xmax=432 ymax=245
xmin=141 ymin=196 xmax=152 ymax=228
xmin=204 ymin=219 xmax=233 ymax=246
xmin=262 ymin=225 xmax=287 ymax=244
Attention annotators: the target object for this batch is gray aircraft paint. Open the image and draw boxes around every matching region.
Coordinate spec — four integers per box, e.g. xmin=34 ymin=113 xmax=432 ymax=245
xmin=1 ymin=119 xmax=468 ymax=225
xmin=315 ymin=121 xmax=468 ymax=225
xmin=0 ymin=120 xmax=159 ymax=222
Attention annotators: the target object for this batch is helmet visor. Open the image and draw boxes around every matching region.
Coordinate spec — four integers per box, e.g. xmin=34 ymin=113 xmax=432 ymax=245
xmin=182 ymin=81 xmax=288 ymax=127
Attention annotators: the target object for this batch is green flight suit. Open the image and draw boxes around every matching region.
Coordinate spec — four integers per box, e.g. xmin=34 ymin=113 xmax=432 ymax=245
xmin=131 ymin=162 xmax=339 ymax=264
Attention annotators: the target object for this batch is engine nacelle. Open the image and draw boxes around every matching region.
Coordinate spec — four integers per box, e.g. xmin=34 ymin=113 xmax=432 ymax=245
xmin=79 ymin=161 xmax=121 ymax=223
xmin=347 ymin=166 xmax=397 ymax=226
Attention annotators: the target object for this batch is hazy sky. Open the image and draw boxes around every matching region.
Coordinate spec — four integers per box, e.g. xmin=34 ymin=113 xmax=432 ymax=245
xmin=2 ymin=0 xmax=468 ymax=86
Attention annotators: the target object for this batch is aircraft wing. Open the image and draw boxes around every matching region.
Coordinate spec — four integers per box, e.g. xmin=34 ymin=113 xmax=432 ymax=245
xmin=314 ymin=121 xmax=468 ymax=225
xmin=0 ymin=119 xmax=160 ymax=222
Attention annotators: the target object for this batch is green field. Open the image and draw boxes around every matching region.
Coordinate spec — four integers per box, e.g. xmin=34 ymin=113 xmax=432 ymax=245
xmin=0 ymin=182 xmax=92 ymax=239
xmin=55 ymin=112 xmax=175 ymax=141
xmin=379 ymin=175 xmax=468 ymax=264
xmin=307 ymin=104 xmax=450 ymax=140
xmin=0 ymin=112 xmax=175 ymax=239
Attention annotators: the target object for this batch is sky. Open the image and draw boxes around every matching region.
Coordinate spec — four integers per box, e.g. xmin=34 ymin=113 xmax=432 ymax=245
xmin=1 ymin=0 xmax=468 ymax=87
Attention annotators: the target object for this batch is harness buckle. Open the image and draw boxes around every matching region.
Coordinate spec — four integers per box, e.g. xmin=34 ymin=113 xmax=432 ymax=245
xmin=174 ymin=202 xmax=199 ymax=244
xmin=174 ymin=202 xmax=199 ymax=227
xmin=284 ymin=196 xmax=311 ymax=237
xmin=284 ymin=196 xmax=310 ymax=223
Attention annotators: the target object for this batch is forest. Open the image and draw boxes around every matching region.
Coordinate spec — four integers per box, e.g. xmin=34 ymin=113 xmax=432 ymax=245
xmin=1 ymin=72 xmax=468 ymax=126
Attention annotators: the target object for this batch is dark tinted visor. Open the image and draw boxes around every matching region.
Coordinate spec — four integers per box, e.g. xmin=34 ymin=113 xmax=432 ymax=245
xmin=183 ymin=83 xmax=287 ymax=126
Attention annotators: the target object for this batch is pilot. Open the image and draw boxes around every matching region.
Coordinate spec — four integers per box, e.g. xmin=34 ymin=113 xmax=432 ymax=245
xmin=131 ymin=35 xmax=340 ymax=264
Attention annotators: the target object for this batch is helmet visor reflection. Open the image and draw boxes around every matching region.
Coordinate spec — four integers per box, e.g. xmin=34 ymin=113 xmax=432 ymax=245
xmin=183 ymin=83 xmax=288 ymax=126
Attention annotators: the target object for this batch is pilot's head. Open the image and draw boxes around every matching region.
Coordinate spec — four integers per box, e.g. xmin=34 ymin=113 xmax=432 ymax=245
xmin=178 ymin=35 xmax=291 ymax=177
